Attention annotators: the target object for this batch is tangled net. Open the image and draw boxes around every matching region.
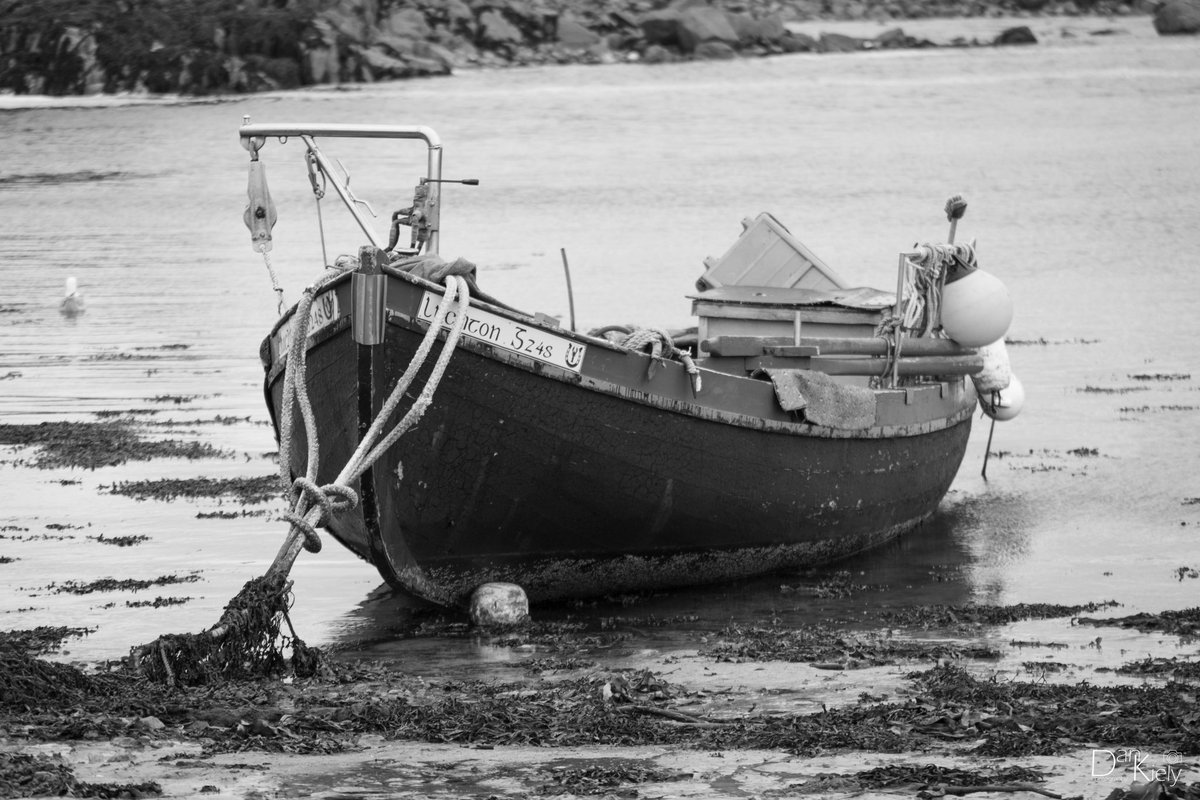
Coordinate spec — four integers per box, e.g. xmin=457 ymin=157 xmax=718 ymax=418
xmin=133 ymin=573 xmax=323 ymax=686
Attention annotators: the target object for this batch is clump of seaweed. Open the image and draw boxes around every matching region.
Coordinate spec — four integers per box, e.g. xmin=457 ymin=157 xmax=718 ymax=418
xmin=780 ymin=568 xmax=869 ymax=598
xmin=704 ymin=624 xmax=998 ymax=667
xmin=1130 ymin=373 xmax=1191 ymax=382
xmin=0 ymin=643 xmax=108 ymax=711
xmin=1080 ymin=385 xmax=1150 ymax=394
xmin=911 ymin=664 xmax=1200 ymax=757
xmin=133 ymin=573 xmax=323 ymax=687
xmin=126 ymin=596 xmax=194 ymax=609
xmin=536 ymin=761 xmax=690 ymax=796
xmin=47 ymin=574 xmax=200 ymax=595
xmin=0 ymin=626 xmax=93 ymax=655
xmin=89 ymin=534 xmax=151 ymax=547
xmin=791 ymin=763 xmax=1048 ymax=794
xmin=1076 ymin=608 xmax=1200 ymax=638
xmin=880 ymin=601 xmax=1120 ymax=628
xmin=0 ymin=752 xmax=161 ymax=799
xmin=1111 ymin=656 xmax=1200 ymax=682
xmin=105 ymin=475 xmax=280 ymax=504
xmin=0 ymin=421 xmax=230 ymax=469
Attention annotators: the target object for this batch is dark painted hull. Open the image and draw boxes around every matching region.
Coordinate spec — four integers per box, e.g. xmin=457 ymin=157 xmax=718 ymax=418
xmin=263 ymin=269 xmax=975 ymax=604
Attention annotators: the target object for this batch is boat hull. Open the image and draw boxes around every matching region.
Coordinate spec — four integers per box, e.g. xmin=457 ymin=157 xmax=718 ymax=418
xmin=263 ymin=270 xmax=974 ymax=604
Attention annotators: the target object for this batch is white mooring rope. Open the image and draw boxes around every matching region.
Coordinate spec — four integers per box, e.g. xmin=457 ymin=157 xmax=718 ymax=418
xmin=267 ymin=274 xmax=472 ymax=604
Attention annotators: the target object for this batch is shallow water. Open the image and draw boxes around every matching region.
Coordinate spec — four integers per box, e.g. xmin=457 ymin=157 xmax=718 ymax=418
xmin=1 ymin=15 xmax=1198 ymax=669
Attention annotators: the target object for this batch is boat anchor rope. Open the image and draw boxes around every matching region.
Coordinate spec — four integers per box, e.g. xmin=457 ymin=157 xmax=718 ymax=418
xmin=268 ymin=273 xmax=472 ymax=607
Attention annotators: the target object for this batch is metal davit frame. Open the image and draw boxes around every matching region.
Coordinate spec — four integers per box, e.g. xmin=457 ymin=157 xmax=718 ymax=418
xmin=238 ymin=121 xmax=445 ymax=255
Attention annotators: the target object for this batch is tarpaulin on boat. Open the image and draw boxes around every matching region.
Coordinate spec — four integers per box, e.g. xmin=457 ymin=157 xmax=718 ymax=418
xmin=761 ymin=368 xmax=878 ymax=429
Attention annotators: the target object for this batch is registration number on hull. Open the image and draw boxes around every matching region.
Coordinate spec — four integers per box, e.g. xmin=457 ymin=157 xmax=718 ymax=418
xmin=273 ymin=291 xmax=340 ymax=360
xmin=417 ymin=291 xmax=585 ymax=373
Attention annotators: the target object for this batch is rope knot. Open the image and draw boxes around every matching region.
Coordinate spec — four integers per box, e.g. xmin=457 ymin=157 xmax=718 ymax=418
xmin=617 ymin=327 xmax=702 ymax=394
xmin=285 ymin=478 xmax=360 ymax=553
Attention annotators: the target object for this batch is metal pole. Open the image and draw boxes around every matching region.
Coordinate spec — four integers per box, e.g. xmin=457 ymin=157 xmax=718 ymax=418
xmin=892 ymin=253 xmax=906 ymax=388
xmin=301 ymin=136 xmax=385 ymax=249
xmin=426 ymin=146 xmax=443 ymax=255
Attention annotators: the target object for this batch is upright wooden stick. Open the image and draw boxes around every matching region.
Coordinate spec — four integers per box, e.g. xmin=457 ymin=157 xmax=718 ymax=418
xmin=560 ymin=247 xmax=576 ymax=332
xmin=982 ymin=412 xmax=997 ymax=480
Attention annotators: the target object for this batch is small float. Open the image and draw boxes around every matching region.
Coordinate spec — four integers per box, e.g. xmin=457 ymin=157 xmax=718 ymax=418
xmin=239 ymin=121 xmax=1021 ymax=607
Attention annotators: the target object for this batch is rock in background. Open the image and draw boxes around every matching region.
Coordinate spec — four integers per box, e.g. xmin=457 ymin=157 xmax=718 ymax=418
xmin=1153 ymin=0 xmax=1200 ymax=32
xmin=0 ymin=0 xmax=1156 ymax=97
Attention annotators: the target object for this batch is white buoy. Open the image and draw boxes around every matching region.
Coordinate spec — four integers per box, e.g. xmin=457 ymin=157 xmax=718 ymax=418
xmin=469 ymin=582 xmax=530 ymax=628
xmin=980 ymin=373 xmax=1024 ymax=421
xmin=60 ymin=276 xmax=85 ymax=317
xmin=971 ymin=339 xmax=1012 ymax=395
xmin=941 ymin=268 xmax=1012 ymax=347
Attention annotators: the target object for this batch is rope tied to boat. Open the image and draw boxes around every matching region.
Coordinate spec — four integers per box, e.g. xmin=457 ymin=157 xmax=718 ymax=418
xmin=901 ymin=244 xmax=960 ymax=336
xmin=618 ymin=327 xmax=702 ymax=394
xmin=272 ymin=272 xmax=472 ymax=600
xmin=281 ymin=477 xmax=358 ymax=553
xmin=132 ymin=272 xmax=472 ymax=685
xmin=871 ymin=314 xmax=903 ymax=385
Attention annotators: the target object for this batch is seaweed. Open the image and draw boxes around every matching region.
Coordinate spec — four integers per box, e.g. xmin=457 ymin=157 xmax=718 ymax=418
xmin=89 ymin=534 xmax=151 ymax=547
xmin=0 ymin=626 xmax=93 ymax=655
xmin=0 ymin=421 xmax=231 ymax=469
xmin=704 ymin=624 xmax=999 ymax=667
xmin=0 ymin=752 xmax=161 ymax=799
xmin=1076 ymin=609 xmax=1200 ymax=638
xmin=47 ymin=574 xmax=201 ymax=595
xmin=536 ymin=761 xmax=690 ymax=795
xmin=791 ymin=763 xmax=1047 ymax=792
xmin=1112 ymin=657 xmax=1200 ymax=681
xmin=126 ymin=596 xmax=194 ymax=609
xmin=911 ymin=664 xmax=1200 ymax=757
xmin=133 ymin=573 xmax=321 ymax=687
xmin=880 ymin=601 xmax=1120 ymax=628
xmin=105 ymin=475 xmax=280 ymax=504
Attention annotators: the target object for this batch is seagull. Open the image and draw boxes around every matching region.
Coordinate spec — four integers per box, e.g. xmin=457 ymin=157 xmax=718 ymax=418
xmin=60 ymin=276 xmax=85 ymax=317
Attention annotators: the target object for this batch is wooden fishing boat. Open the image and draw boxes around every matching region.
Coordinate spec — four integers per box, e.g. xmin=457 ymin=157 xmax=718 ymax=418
xmin=240 ymin=122 xmax=1020 ymax=607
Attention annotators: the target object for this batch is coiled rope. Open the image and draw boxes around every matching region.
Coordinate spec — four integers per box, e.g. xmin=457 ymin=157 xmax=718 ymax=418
xmin=268 ymin=273 xmax=472 ymax=604
xmin=618 ymin=327 xmax=702 ymax=394
xmin=872 ymin=241 xmax=977 ymax=386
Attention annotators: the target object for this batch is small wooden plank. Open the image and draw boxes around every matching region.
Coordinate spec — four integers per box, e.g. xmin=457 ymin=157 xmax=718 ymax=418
xmin=702 ymin=335 xmax=790 ymax=356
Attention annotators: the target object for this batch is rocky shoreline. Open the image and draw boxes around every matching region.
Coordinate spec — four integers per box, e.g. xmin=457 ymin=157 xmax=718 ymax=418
xmin=2 ymin=0 xmax=1198 ymax=98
